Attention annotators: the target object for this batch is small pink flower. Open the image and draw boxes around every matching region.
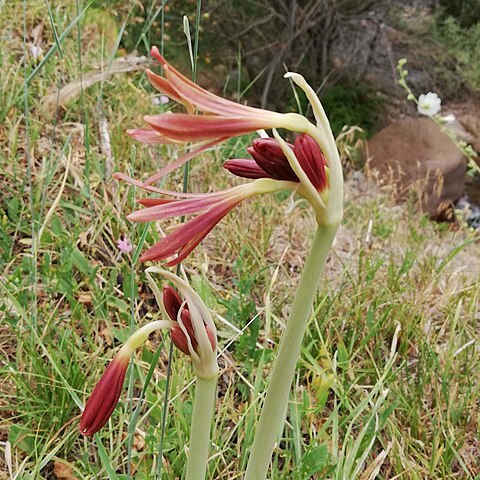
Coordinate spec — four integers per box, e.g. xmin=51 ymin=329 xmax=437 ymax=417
xmin=117 ymin=237 xmax=133 ymax=254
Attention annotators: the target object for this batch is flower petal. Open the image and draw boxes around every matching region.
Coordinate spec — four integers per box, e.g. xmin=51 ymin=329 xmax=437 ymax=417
xmin=114 ymin=172 xmax=218 ymax=198
xmin=142 ymin=137 xmax=226 ymax=186
xmin=293 ymin=134 xmax=327 ymax=191
xmin=139 ymin=198 xmax=241 ymax=265
xmin=223 ymin=159 xmax=273 ymax=179
xmin=145 ymin=114 xmax=277 ymax=143
xmin=137 ymin=198 xmax=176 ymax=207
xmin=151 ymin=46 xmax=268 ymax=117
xmin=163 ymin=285 xmax=184 ymax=322
xmin=128 ymin=195 xmax=225 ymax=222
xmin=248 ymin=138 xmax=298 ymax=182
xmin=127 ymin=127 xmax=181 ymax=145
xmin=146 ymin=69 xmax=194 ymax=113
xmin=79 ymin=350 xmax=130 ymax=436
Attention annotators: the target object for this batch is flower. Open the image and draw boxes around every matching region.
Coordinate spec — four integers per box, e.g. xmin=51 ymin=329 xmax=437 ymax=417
xmin=117 ymin=236 xmax=133 ymax=254
xmin=116 ymin=174 xmax=297 ymax=265
xmin=79 ymin=270 xmax=218 ymax=435
xmin=417 ymin=92 xmax=441 ymax=116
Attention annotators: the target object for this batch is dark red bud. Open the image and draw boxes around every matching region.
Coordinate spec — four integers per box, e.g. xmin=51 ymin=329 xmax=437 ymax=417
xmin=293 ymin=134 xmax=327 ymax=191
xmin=163 ymin=285 xmax=185 ymax=321
xmin=249 ymin=138 xmax=298 ymax=182
xmin=171 ymin=308 xmax=216 ymax=355
xmin=223 ymin=159 xmax=272 ymax=179
xmin=79 ymin=354 xmax=130 ymax=436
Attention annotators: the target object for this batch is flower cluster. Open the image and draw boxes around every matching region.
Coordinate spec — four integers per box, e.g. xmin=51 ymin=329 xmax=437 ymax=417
xmin=79 ymin=269 xmax=217 ymax=436
xmin=113 ymin=46 xmax=342 ymax=265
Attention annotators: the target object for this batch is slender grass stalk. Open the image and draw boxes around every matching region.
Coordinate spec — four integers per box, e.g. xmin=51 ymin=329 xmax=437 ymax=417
xmin=75 ymin=0 xmax=91 ymax=200
xmin=127 ymin=148 xmax=137 ymax=477
xmin=157 ymin=6 xmax=206 ymax=478
xmin=185 ymin=376 xmax=217 ymax=480
xmin=245 ymin=224 xmax=339 ymax=480
xmin=23 ymin=0 xmax=37 ymax=332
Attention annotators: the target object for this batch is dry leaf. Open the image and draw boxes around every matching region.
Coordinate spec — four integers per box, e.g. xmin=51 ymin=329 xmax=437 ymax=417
xmin=54 ymin=460 xmax=79 ymax=480
xmin=99 ymin=323 xmax=112 ymax=346
xmin=77 ymin=294 xmax=92 ymax=304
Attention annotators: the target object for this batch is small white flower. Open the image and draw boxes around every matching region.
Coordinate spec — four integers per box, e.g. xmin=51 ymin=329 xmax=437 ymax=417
xmin=28 ymin=43 xmax=43 ymax=61
xmin=441 ymin=113 xmax=456 ymax=123
xmin=152 ymin=95 xmax=170 ymax=106
xmin=417 ymin=92 xmax=441 ymax=116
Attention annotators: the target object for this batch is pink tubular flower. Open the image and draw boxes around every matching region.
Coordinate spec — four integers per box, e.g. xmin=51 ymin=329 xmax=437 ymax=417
xmin=114 ymin=174 xmax=297 ymax=266
xmin=126 ymin=47 xmax=310 ymax=178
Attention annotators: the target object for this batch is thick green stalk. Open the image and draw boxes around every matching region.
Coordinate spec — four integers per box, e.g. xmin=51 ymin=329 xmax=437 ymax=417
xmin=186 ymin=375 xmax=218 ymax=480
xmin=244 ymin=224 xmax=338 ymax=480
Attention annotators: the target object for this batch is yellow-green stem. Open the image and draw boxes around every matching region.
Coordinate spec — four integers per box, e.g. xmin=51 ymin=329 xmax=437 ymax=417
xmin=185 ymin=375 xmax=218 ymax=480
xmin=244 ymin=224 xmax=338 ymax=479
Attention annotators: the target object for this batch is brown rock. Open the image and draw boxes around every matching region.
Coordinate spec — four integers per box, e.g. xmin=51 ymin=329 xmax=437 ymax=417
xmin=449 ymin=101 xmax=480 ymax=155
xmin=365 ymin=117 xmax=466 ymax=217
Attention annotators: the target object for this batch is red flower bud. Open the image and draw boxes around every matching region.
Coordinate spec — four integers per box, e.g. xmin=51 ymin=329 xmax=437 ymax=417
xmin=164 ymin=285 xmax=216 ymax=355
xmin=223 ymin=159 xmax=270 ymax=179
xmin=163 ymin=285 xmax=185 ymax=321
xmin=294 ymin=134 xmax=327 ymax=191
xmin=248 ymin=138 xmax=298 ymax=182
xmin=79 ymin=349 xmax=130 ymax=436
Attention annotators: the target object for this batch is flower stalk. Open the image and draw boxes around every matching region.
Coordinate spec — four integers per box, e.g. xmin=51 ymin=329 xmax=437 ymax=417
xmin=146 ymin=267 xmax=219 ymax=479
xmin=244 ymin=224 xmax=338 ymax=479
xmin=186 ymin=375 xmax=218 ymax=480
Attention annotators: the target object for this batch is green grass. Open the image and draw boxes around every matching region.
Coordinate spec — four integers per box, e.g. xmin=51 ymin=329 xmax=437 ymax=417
xmin=1 ymin=2 xmax=480 ymax=479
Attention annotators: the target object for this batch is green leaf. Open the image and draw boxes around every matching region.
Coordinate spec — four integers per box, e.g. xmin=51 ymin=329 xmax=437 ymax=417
xmin=300 ymin=444 xmax=329 ymax=477
xmin=71 ymin=247 xmax=90 ymax=275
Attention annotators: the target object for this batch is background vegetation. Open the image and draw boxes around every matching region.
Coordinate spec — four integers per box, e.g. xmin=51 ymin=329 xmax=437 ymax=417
xmin=0 ymin=1 xmax=479 ymax=478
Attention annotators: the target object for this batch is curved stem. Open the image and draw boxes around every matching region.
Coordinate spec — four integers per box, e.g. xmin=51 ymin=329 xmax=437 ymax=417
xmin=244 ymin=224 xmax=338 ymax=480
xmin=186 ymin=375 xmax=218 ymax=480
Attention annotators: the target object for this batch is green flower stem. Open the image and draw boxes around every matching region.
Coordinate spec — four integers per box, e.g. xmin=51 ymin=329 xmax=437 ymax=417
xmin=245 ymin=224 xmax=338 ymax=480
xmin=186 ymin=375 xmax=218 ymax=480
